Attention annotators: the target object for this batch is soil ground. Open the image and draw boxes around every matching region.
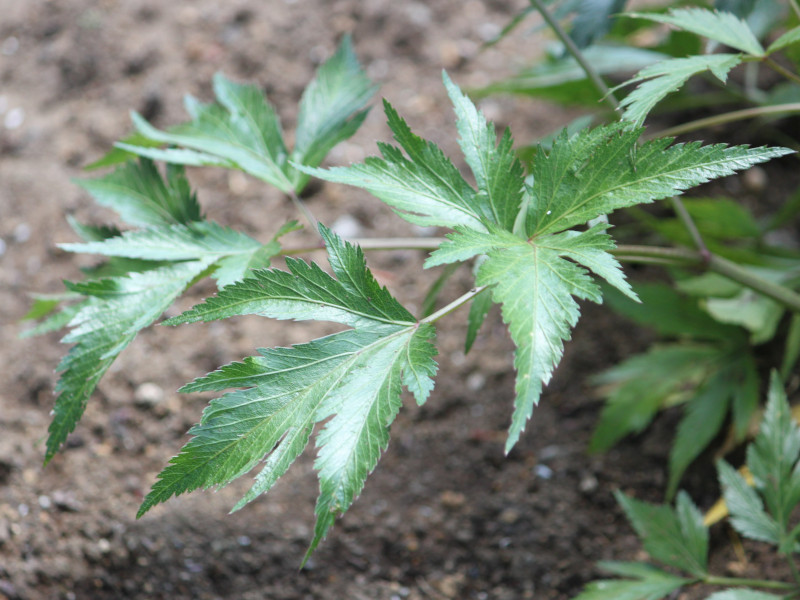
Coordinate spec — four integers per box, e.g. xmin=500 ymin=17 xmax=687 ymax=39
xmin=0 ymin=1 xmax=796 ymax=599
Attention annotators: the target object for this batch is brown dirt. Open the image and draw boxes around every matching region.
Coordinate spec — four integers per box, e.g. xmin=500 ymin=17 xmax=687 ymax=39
xmin=0 ymin=1 xmax=795 ymax=599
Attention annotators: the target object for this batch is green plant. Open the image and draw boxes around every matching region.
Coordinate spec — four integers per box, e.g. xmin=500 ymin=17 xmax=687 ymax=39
xmin=23 ymin=4 xmax=800 ymax=585
xmin=574 ymin=372 xmax=800 ymax=599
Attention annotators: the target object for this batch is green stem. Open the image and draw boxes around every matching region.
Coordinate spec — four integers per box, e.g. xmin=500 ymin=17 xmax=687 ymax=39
xmin=528 ymin=0 xmax=619 ymax=112
xmin=653 ymin=103 xmax=800 ymax=139
xmin=791 ymin=0 xmax=800 ymax=19
xmin=613 ymin=245 xmax=800 ymax=313
xmin=704 ymin=575 xmax=796 ymax=590
xmin=288 ymin=189 xmax=320 ymax=238
xmin=765 ymin=57 xmax=800 ymax=86
xmin=420 ymin=286 xmax=488 ymax=324
xmin=279 ymin=237 xmax=800 ymax=314
xmin=671 ymin=197 xmax=710 ymax=262
xmin=279 ymin=237 xmax=447 ymax=257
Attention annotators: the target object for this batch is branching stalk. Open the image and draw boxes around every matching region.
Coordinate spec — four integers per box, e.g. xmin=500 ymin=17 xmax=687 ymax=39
xmin=765 ymin=57 xmax=800 ymax=86
xmin=671 ymin=197 xmax=710 ymax=262
xmin=420 ymin=286 xmax=488 ymax=324
xmin=279 ymin=237 xmax=800 ymax=314
xmin=614 ymin=245 xmax=800 ymax=313
xmin=653 ymin=103 xmax=800 ymax=139
xmin=528 ymin=0 xmax=619 ymax=112
xmin=288 ymin=189 xmax=321 ymax=238
xmin=703 ymin=575 xmax=796 ymax=590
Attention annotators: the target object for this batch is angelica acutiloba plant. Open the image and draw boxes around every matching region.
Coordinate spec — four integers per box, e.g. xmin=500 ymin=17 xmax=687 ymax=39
xmin=25 ymin=27 xmax=799 ymax=563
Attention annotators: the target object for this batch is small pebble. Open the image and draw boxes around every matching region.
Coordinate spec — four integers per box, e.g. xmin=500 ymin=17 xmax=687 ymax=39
xmin=439 ymin=490 xmax=466 ymax=509
xmin=533 ymin=464 xmax=553 ymax=479
xmin=466 ymin=372 xmax=486 ymax=391
xmin=579 ymin=474 xmax=599 ymax=494
xmin=330 ymin=214 xmax=363 ymax=239
xmin=17 ymin=503 xmax=29 ymax=517
xmin=743 ymin=166 xmax=767 ymax=193
xmin=4 ymin=107 xmax=24 ymax=130
xmin=134 ymin=382 xmax=164 ymax=406
xmin=1 ymin=36 xmax=19 ymax=56
xmin=13 ymin=222 xmax=30 ymax=242
xmin=499 ymin=508 xmax=520 ymax=524
xmin=37 ymin=495 xmax=51 ymax=510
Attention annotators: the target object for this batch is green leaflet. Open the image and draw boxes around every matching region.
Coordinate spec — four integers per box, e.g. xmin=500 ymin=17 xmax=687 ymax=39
xmin=705 ymin=590 xmax=783 ymax=600
xmin=746 ymin=371 xmax=800 ymax=538
xmin=46 ymin=260 xmax=213 ymax=462
xmin=74 ymin=159 xmax=202 ymax=228
xmin=140 ymin=226 xmax=437 ymax=560
xmin=60 ymin=220 xmax=298 ymax=289
xmin=629 ymin=8 xmax=765 ymax=57
xmin=119 ymin=37 xmax=375 ymax=194
xmin=291 ymin=34 xmax=377 ymax=189
xmin=299 ymin=101 xmax=486 ymax=230
xmin=768 ymin=25 xmax=800 ymax=54
xmin=430 ymin=225 xmax=635 ymax=453
xmin=472 ymin=45 xmax=669 ymax=106
xmin=590 ymin=344 xmax=723 ymax=453
xmin=614 ymin=54 xmax=742 ymax=126
xmin=615 ymin=491 xmax=708 ymax=577
xmin=718 ymin=460 xmax=781 ymax=545
xmin=525 ymin=124 xmax=790 ymax=237
xmin=572 ymin=562 xmax=691 ymax=600
xmin=167 ymin=226 xmax=415 ymax=329
xmin=443 ymin=72 xmax=525 ymax=231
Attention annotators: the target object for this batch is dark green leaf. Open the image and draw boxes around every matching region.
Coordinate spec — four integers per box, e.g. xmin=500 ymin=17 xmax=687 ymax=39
xmin=291 ymin=35 xmax=376 ymax=189
xmin=668 ymin=371 xmax=733 ymax=498
xmin=74 ymin=159 xmax=202 ymax=228
xmin=615 ymin=491 xmax=708 ymax=576
xmin=46 ymin=260 xmax=213 ymax=462
xmin=139 ymin=227 xmax=437 ymax=562
xmin=590 ymin=345 xmax=722 ymax=452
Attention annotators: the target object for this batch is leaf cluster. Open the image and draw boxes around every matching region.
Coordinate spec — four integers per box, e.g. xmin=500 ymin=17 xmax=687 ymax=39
xmin=575 ymin=373 xmax=800 ymax=599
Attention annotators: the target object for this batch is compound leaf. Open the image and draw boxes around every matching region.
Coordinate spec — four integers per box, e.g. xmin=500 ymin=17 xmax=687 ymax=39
xmin=630 ymin=8 xmax=765 ymax=56
xmin=139 ymin=227 xmax=437 ymax=562
xmin=46 ymin=260 xmax=213 ymax=462
xmin=615 ymin=491 xmax=708 ymax=576
xmin=120 ymin=37 xmax=375 ymax=194
xmin=614 ymin=54 xmax=742 ymax=126
xmin=74 ymin=159 xmax=202 ymax=228
xmin=468 ymin=226 xmax=632 ymax=452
